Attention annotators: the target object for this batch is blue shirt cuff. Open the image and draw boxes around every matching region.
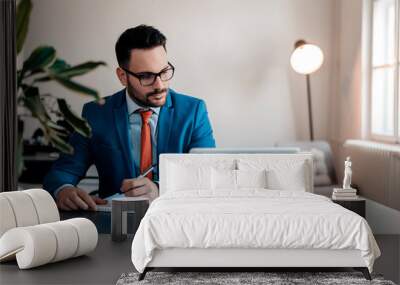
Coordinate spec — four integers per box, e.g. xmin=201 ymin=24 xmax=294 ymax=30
xmin=53 ymin=184 xmax=75 ymax=199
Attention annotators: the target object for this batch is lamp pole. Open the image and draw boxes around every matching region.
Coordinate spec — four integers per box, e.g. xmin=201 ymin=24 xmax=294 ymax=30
xmin=306 ymin=74 xmax=314 ymax=141
xmin=290 ymin=39 xmax=323 ymax=141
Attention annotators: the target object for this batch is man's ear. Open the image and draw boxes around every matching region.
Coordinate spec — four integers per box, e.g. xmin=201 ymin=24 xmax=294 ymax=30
xmin=116 ymin=67 xmax=127 ymax=86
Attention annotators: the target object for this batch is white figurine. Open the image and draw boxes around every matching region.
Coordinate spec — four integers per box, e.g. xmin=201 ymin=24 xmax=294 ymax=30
xmin=343 ymin=156 xmax=352 ymax=189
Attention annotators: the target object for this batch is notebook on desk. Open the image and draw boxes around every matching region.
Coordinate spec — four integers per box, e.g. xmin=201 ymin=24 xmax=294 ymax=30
xmin=96 ymin=193 xmax=150 ymax=212
xmin=96 ymin=193 xmax=124 ymax=212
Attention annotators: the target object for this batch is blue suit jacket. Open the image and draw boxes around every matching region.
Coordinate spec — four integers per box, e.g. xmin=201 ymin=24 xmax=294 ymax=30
xmin=43 ymin=89 xmax=216 ymax=198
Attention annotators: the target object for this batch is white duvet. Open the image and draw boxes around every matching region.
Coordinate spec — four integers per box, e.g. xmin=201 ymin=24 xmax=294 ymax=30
xmin=131 ymin=190 xmax=380 ymax=273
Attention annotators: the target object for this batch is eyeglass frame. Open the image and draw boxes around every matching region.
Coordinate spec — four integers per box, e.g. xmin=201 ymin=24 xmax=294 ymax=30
xmin=121 ymin=62 xmax=175 ymax=87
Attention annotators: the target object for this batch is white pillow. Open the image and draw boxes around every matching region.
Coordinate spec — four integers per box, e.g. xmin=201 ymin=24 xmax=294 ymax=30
xmin=211 ymin=169 xmax=268 ymax=190
xmin=167 ymin=162 xmax=212 ymax=191
xmin=266 ymin=164 xmax=306 ymax=191
xmin=212 ymin=169 xmax=236 ymax=190
xmin=238 ymin=159 xmax=307 ymax=191
xmin=237 ymin=169 xmax=268 ymax=188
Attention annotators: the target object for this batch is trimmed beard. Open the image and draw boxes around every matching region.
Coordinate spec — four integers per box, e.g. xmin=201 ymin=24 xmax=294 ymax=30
xmin=126 ymin=82 xmax=167 ymax=108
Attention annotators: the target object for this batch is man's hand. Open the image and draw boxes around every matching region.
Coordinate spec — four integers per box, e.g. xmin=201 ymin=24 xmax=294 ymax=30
xmin=56 ymin=186 xmax=107 ymax=211
xmin=120 ymin=177 xmax=159 ymax=200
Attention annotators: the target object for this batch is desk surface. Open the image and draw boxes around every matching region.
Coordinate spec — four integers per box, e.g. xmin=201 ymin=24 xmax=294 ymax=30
xmin=0 ymin=234 xmax=134 ymax=285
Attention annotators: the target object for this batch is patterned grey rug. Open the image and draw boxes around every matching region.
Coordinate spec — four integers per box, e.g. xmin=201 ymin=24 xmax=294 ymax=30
xmin=116 ymin=271 xmax=396 ymax=285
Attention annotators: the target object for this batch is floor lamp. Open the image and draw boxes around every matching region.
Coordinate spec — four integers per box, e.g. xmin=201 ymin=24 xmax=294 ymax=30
xmin=290 ymin=40 xmax=324 ymax=141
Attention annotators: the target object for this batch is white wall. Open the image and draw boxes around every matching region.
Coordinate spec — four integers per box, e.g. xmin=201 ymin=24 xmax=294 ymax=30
xmin=328 ymin=0 xmax=363 ymax=180
xmin=22 ymin=0 xmax=335 ymax=146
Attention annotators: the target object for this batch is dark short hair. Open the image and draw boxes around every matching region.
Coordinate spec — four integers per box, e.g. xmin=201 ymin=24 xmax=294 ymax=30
xmin=115 ymin=25 xmax=167 ymax=67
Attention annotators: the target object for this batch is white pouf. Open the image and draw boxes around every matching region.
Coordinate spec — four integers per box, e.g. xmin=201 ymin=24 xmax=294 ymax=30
xmin=0 ymin=189 xmax=98 ymax=269
xmin=0 ymin=218 xmax=98 ymax=269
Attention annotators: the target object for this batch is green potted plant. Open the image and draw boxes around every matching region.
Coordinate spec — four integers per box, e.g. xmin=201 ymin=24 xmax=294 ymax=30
xmin=16 ymin=0 xmax=106 ymax=175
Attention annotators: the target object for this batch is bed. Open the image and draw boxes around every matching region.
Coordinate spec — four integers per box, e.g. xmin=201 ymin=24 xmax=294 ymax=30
xmin=131 ymin=153 xmax=380 ymax=280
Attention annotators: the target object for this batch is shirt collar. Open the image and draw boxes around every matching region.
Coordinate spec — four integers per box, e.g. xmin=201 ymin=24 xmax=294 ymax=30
xmin=125 ymin=89 xmax=160 ymax=115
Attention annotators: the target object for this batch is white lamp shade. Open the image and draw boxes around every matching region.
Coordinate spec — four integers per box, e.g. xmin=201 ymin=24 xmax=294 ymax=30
xmin=290 ymin=44 xmax=324 ymax=75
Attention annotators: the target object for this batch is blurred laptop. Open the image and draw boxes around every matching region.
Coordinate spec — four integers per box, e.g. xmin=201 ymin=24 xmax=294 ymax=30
xmin=189 ymin=147 xmax=301 ymax=154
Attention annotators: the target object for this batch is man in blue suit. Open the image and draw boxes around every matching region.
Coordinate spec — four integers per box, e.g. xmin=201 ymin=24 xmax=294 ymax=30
xmin=43 ymin=25 xmax=216 ymax=211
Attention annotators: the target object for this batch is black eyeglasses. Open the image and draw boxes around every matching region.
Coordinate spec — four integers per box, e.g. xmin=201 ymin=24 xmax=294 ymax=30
xmin=122 ymin=62 xmax=175 ymax=87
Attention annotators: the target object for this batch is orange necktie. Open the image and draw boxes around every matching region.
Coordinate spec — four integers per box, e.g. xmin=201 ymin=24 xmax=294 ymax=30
xmin=140 ymin=110 xmax=153 ymax=180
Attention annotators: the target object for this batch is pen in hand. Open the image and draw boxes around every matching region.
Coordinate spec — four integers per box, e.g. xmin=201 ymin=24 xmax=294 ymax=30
xmin=119 ymin=165 xmax=155 ymax=194
xmin=138 ymin=165 xmax=154 ymax=178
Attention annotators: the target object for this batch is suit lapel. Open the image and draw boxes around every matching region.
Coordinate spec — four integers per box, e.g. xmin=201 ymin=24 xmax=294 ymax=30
xmin=113 ymin=90 xmax=136 ymax=177
xmin=157 ymin=90 xmax=174 ymax=155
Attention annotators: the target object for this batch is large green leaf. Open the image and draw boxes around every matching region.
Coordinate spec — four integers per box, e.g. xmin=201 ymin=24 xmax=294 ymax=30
xmin=46 ymin=120 xmax=68 ymax=132
xmin=34 ymin=60 xmax=105 ymax=82
xmin=16 ymin=0 xmax=32 ymax=55
xmin=22 ymin=87 xmax=51 ymax=122
xmin=32 ymin=58 xmax=70 ymax=82
xmin=49 ymin=58 xmax=71 ymax=73
xmin=52 ymin=75 xmax=101 ymax=100
xmin=57 ymin=98 xmax=92 ymax=138
xmin=22 ymin=46 xmax=56 ymax=73
xmin=38 ymin=122 xmax=73 ymax=154
xmin=56 ymin=61 xmax=106 ymax=78
xmin=47 ymin=131 xmax=73 ymax=154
